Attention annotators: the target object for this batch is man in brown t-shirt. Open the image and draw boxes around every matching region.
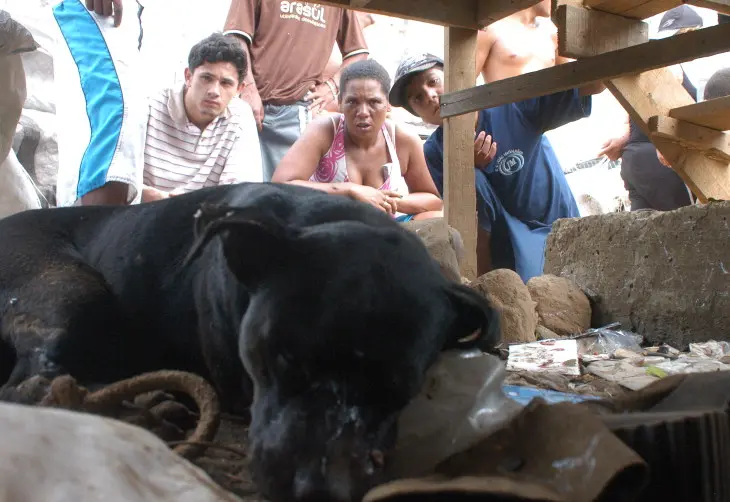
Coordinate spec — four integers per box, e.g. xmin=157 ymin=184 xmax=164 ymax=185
xmin=223 ymin=0 xmax=369 ymax=180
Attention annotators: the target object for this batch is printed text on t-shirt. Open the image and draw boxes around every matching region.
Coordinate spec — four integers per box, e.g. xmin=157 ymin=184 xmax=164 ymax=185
xmin=280 ymin=1 xmax=327 ymax=28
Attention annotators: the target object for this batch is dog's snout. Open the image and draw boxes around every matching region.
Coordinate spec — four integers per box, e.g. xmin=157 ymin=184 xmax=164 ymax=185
xmin=293 ymin=464 xmax=351 ymax=502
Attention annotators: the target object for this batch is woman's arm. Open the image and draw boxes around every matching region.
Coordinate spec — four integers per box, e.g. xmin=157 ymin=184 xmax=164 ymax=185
xmin=271 ymin=117 xmax=350 ymax=194
xmin=395 ymin=124 xmax=444 ymax=214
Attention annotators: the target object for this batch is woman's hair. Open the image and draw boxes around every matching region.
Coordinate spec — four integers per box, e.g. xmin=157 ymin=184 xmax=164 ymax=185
xmin=704 ymin=67 xmax=730 ymax=101
xmin=188 ymin=33 xmax=248 ymax=84
xmin=339 ymin=59 xmax=392 ymax=98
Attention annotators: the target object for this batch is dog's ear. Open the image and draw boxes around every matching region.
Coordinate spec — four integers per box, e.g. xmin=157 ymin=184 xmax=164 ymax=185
xmin=183 ymin=202 xmax=300 ymax=285
xmin=441 ymin=283 xmax=501 ymax=353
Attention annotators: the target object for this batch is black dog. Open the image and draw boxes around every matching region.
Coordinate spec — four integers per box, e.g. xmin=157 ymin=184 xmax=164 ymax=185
xmin=0 ymin=182 xmax=499 ymax=502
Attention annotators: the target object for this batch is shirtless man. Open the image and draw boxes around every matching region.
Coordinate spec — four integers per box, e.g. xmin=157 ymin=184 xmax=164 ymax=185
xmin=475 ymin=0 xmax=568 ymax=83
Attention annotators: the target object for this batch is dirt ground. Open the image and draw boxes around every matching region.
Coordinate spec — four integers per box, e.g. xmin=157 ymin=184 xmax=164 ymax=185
xmin=194 ymin=417 xmax=265 ymax=501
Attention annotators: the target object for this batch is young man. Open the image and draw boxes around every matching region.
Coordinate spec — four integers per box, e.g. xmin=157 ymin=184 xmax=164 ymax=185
xmin=141 ymin=33 xmax=262 ymax=202
xmin=53 ymin=0 xmax=147 ymax=206
xmin=222 ymin=0 xmax=369 ymax=181
xmin=475 ymin=0 xmax=567 ymax=84
xmin=389 ymin=54 xmax=600 ymax=282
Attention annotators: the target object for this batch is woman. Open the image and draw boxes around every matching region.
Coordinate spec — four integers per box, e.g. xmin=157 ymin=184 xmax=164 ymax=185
xmin=272 ymin=59 xmax=443 ymax=222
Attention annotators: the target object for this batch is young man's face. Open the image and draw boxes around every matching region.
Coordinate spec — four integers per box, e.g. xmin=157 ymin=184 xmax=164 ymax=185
xmin=405 ymin=67 xmax=445 ymax=126
xmin=184 ymin=61 xmax=243 ymax=127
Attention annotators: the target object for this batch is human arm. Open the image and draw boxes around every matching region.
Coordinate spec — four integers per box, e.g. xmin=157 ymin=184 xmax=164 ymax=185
xmin=223 ymin=0 xmax=264 ymax=130
xmin=305 ymin=10 xmax=370 ymax=115
xmin=395 ymin=125 xmax=443 ymax=214
xmin=273 ymin=117 xmax=400 ymax=213
xmin=219 ymin=100 xmax=264 ymax=185
xmin=85 ymin=0 xmax=123 ymax=26
xmin=518 ymin=88 xmax=592 ymax=133
xmin=474 ymin=29 xmax=496 ymax=84
xmin=597 ymin=110 xmax=630 ymax=161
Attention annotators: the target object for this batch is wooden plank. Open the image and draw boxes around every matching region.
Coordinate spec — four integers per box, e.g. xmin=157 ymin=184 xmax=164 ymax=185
xmin=350 ymin=0 xmax=373 ymax=7
xmin=582 ymin=0 xmax=681 ymax=20
xmin=648 ymin=115 xmax=730 ymax=163
xmin=440 ymin=21 xmax=730 ymax=118
xmin=669 ymin=96 xmax=730 ymax=131
xmin=307 ymin=0 xmax=479 ymax=29
xmin=477 ymin=0 xmax=545 ymax=26
xmin=553 ymin=4 xmax=648 ymax=58
xmin=607 ymin=69 xmax=730 ymax=202
xmin=444 ymin=27 xmax=479 ymax=280
xmin=687 ymin=0 xmax=730 ymax=15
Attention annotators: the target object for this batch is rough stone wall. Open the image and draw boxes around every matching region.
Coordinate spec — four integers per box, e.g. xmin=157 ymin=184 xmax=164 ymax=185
xmin=544 ymin=202 xmax=730 ymax=349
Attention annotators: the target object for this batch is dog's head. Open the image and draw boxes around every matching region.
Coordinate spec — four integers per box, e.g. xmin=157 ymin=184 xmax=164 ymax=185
xmin=186 ymin=200 xmax=500 ymax=502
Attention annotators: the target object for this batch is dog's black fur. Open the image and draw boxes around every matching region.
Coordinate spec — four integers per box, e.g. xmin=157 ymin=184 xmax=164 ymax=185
xmin=0 ymin=182 xmax=499 ymax=502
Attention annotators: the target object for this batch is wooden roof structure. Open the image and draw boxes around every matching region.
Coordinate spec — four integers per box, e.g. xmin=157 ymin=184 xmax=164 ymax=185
xmin=315 ymin=0 xmax=730 ymax=279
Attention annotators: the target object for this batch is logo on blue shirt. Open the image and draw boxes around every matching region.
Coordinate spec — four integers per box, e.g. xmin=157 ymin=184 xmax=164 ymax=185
xmin=495 ymin=149 xmax=525 ymax=176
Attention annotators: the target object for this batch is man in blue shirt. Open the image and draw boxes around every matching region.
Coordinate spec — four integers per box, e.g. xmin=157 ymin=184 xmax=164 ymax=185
xmin=389 ymin=54 xmax=602 ymax=282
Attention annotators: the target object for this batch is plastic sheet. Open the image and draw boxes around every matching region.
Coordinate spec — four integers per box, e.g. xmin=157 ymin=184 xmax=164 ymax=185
xmin=389 ymin=350 xmax=522 ymax=479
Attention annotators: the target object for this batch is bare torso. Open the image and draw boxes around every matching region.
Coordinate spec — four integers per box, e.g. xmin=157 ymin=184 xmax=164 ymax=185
xmin=476 ymin=0 xmax=567 ymax=84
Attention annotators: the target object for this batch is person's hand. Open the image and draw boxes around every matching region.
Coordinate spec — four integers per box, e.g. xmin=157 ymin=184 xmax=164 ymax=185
xmin=597 ymin=135 xmax=627 ymax=162
xmin=346 ymin=184 xmax=401 ymax=214
xmin=657 ymin=149 xmax=671 ymax=168
xmin=241 ymin=84 xmax=264 ymax=132
xmin=474 ymin=131 xmax=497 ymax=169
xmin=304 ymin=81 xmax=337 ymax=116
xmin=142 ymin=186 xmax=170 ymax=203
xmin=85 ymin=0 xmax=123 ymax=27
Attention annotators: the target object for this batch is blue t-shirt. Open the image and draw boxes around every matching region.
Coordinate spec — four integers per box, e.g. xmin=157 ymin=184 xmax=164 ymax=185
xmin=424 ymin=89 xmax=590 ymax=281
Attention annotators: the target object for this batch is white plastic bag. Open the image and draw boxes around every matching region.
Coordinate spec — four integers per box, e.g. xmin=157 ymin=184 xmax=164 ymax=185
xmin=390 ymin=350 xmax=523 ymax=478
xmin=0 ymin=401 xmax=243 ymax=502
xmin=0 ymin=149 xmax=43 ymax=218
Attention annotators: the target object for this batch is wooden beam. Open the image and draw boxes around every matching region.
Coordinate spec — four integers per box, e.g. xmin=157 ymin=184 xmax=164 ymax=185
xmin=307 ymin=0 xmax=479 ymax=29
xmin=669 ymin=97 xmax=730 ymax=131
xmin=477 ymin=0 xmax=544 ymax=26
xmin=648 ymin=115 xmax=730 ymax=163
xmin=582 ymin=0 xmax=681 ymax=19
xmin=607 ymin=69 xmax=730 ymax=202
xmin=687 ymin=0 xmax=730 ymax=15
xmin=583 ymin=0 xmax=730 ymax=19
xmin=350 ymin=0 xmax=373 ymax=7
xmin=553 ymin=4 xmax=648 ymax=58
xmin=440 ymin=21 xmax=730 ymax=118
xmin=444 ymin=27 xmax=479 ymax=280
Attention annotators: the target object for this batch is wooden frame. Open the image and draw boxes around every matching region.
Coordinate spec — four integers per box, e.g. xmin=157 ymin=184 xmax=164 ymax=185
xmin=305 ymin=0 xmax=730 ymax=280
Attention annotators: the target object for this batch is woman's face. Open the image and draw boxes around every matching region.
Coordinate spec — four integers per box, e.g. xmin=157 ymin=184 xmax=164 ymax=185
xmin=405 ymin=67 xmax=444 ymax=126
xmin=340 ymin=79 xmax=389 ymax=138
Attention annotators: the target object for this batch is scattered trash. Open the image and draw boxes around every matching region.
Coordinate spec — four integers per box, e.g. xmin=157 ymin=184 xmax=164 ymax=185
xmin=507 ymin=339 xmax=581 ymax=377
xmin=503 ymin=385 xmax=599 ymax=406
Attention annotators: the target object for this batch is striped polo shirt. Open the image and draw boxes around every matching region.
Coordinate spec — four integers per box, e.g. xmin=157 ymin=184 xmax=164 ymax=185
xmin=143 ymin=85 xmax=263 ymax=193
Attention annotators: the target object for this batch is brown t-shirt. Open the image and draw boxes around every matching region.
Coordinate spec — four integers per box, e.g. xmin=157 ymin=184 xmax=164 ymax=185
xmin=224 ymin=1 xmax=369 ymax=105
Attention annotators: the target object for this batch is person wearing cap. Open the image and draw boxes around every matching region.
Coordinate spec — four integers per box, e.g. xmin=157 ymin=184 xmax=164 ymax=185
xmin=598 ymin=5 xmax=702 ymax=212
xmin=390 ymin=53 xmax=597 ymax=282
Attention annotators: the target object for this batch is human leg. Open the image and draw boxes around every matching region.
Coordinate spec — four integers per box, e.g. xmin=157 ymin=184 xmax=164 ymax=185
xmin=53 ymin=0 xmax=146 ymax=207
xmin=259 ymin=101 xmax=312 ymax=182
xmin=621 ymin=143 xmax=692 ymax=212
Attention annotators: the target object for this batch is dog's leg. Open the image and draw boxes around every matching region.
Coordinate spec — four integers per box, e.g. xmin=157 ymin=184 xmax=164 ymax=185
xmin=0 ymin=264 xmax=139 ymax=403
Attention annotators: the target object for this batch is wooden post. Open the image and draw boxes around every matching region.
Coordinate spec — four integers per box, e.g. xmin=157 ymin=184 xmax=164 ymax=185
xmin=443 ymin=27 xmax=478 ymax=280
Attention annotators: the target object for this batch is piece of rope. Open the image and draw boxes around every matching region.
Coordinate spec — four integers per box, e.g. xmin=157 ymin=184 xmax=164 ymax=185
xmin=40 ymin=370 xmax=221 ymax=460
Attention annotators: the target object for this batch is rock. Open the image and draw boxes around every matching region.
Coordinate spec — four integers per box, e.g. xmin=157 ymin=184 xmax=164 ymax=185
xmin=544 ymin=202 xmax=730 ymax=350
xmin=402 ymin=218 xmax=463 ymax=283
xmin=471 ymin=269 xmax=538 ymax=344
xmin=527 ymin=274 xmax=591 ymax=337
xmin=535 ymin=324 xmax=560 ymax=340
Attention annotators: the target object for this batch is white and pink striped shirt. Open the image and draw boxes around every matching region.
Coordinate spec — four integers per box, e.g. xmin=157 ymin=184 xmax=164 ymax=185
xmin=143 ymin=85 xmax=262 ymax=194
